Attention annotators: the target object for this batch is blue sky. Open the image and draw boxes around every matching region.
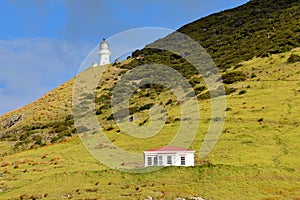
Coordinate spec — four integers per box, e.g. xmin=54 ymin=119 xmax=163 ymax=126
xmin=0 ymin=0 xmax=249 ymax=115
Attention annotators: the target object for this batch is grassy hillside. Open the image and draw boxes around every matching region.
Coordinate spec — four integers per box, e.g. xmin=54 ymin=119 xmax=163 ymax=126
xmin=0 ymin=49 xmax=299 ymax=199
xmin=0 ymin=78 xmax=74 ymax=152
xmin=131 ymin=0 xmax=300 ymax=70
xmin=178 ymin=0 xmax=300 ymax=69
xmin=1 ymin=0 xmax=300 ymax=153
xmin=0 ymin=0 xmax=300 ymax=199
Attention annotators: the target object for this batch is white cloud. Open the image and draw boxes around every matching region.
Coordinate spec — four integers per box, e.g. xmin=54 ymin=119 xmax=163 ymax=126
xmin=0 ymin=38 xmax=92 ymax=115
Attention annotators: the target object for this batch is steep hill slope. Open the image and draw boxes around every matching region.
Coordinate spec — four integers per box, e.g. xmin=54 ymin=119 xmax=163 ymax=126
xmin=178 ymin=0 xmax=300 ymax=68
xmin=131 ymin=0 xmax=300 ymax=70
xmin=0 ymin=50 xmax=299 ymax=199
xmin=1 ymin=0 xmax=300 ymax=152
xmin=0 ymin=78 xmax=74 ymax=151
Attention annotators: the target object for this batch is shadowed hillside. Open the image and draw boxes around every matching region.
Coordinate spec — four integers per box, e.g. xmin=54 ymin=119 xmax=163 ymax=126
xmin=132 ymin=0 xmax=300 ymax=69
xmin=178 ymin=0 xmax=300 ymax=68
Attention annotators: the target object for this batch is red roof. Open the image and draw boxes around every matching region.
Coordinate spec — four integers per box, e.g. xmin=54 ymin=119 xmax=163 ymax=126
xmin=144 ymin=146 xmax=194 ymax=152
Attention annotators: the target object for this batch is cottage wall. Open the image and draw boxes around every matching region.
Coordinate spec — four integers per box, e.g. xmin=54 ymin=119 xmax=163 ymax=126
xmin=144 ymin=151 xmax=194 ymax=167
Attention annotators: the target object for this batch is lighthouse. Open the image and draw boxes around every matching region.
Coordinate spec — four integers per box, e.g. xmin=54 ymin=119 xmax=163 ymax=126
xmin=98 ymin=38 xmax=111 ymax=66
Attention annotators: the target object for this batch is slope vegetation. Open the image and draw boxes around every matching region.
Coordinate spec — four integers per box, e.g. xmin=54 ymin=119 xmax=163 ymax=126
xmin=0 ymin=0 xmax=300 ymax=199
xmin=0 ymin=49 xmax=299 ymax=199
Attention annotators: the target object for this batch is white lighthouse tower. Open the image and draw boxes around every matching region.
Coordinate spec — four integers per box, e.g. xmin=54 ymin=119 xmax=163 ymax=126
xmin=98 ymin=38 xmax=111 ymax=66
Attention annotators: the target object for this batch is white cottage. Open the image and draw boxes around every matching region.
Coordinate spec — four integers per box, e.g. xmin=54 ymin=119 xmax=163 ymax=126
xmin=143 ymin=146 xmax=195 ymax=167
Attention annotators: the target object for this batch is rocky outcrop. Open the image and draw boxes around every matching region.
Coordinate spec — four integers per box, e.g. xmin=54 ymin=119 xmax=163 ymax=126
xmin=2 ymin=114 xmax=23 ymax=129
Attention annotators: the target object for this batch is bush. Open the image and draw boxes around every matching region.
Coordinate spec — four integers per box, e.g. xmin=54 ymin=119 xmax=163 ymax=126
xmin=33 ymin=135 xmax=43 ymax=146
xmin=225 ymin=107 xmax=232 ymax=111
xmin=139 ymin=103 xmax=154 ymax=111
xmin=106 ymin=126 xmax=114 ymax=131
xmin=51 ymin=136 xmax=59 ymax=144
xmin=19 ymin=133 xmax=29 ymax=141
xmin=189 ymin=76 xmax=202 ymax=87
xmin=109 ymin=107 xmax=138 ymax=121
xmin=62 ymin=130 xmax=72 ymax=137
xmin=54 ymin=124 xmax=68 ymax=133
xmin=194 ymin=86 xmax=206 ymax=95
xmin=234 ymin=64 xmax=243 ymax=69
xmin=76 ymin=126 xmax=89 ymax=133
xmin=219 ymin=71 xmax=247 ymax=84
xmin=238 ymin=90 xmax=247 ymax=95
xmin=96 ymin=109 xmax=102 ymax=115
xmin=225 ymin=86 xmax=237 ymax=95
xmin=197 ymin=91 xmax=210 ymax=100
xmin=165 ymin=99 xmax=173 ymax=105
xmin=65 ymin=114 xmax=73 ymax=121
xmin=287 ymin=54 xmax=300 ymax=64
xmin=139 ymin=119 xmax=148 ymax=126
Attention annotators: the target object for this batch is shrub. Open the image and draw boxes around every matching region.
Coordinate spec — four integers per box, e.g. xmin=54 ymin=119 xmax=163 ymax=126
xmin=287 ymin=54 xmax=300 ymax=63
xmin=189 ymin=76 xmax=202 ymax=87
xmin=194 ymin=86 xmax=206 ymax=95
xmin=65 ymin=114 xmax=73 ymax=121
xmin=96 ymin=108 xmax=102 ymax=115
xmin=139 ymin=103 xmax=154 ymax=111
xmin=251 ymin=73 xmax=257 ymax=78
xmin=51 ymin=136 xmax=59 ymax=144
xmin=33 ymin=135 xmax=43 ymax=146
xmin=219 ymin=71 xmax=247 ymax=84
xmin=238 ymin=90 xmax=247 ymax=95
xmin=19 ymin=133 xmax=29 ymax=141
xmin=76 ymin=126 xmax=89 ymax=133
xmin=54 ymin=124 xmax=68 ymax=133
xmin=139 ymin=119 xmax=148 ymax=126
xmin=233 ymin=64 xmax=243 ymax=69
xmin=174 ymin=118 xmax=180 ymax=122
xmin=225 ymin=86 xmax=237 ymax=95
xmin=165 ymin=99 xmax=173 ymax=105
xmin=197 ymin=91 xmax=210 ymax=100
xmin=106 ymin=126 xmax=114 ymax=131
xmin=62 ymin=130 xmax=72 ymax=137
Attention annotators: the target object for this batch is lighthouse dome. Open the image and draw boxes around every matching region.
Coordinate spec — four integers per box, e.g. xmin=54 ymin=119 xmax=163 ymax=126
xmin=100 ymin=38 xmax=109 ymax=49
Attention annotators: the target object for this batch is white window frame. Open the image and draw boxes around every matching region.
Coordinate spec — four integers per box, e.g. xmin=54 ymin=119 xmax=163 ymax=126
xmin=167 ymin=156 xmax=172 ymax=165
xmin=147 ymin=157 xmax=152 ymax=166
xmin=181 ymin=156 xmax=186 ymax=165
xmin=153 ymin=157 xmax=158 ymax=166
xmin=158 ymin=156 xmax=163 ymax=166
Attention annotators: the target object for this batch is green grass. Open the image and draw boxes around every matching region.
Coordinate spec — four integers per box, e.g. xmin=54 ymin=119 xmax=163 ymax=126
xmin=0 ymin=49 xmax=300 ymax=199
xmin=0 ymin=138 xmax=300 ymax=199
xmin=1 ymin=1 xmax=300 ymax=196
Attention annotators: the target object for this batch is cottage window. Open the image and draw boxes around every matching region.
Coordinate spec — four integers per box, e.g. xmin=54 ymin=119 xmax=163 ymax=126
xmin=181 ymin=156 xmax=186 ymax=165
xmin=153 ymin=157 xmax=158 ymax=166
xmin=158 ymin=156 xmax=163 ymax=166
xmin=167 ymin=156 xmax=172 ymax=165
xmin=147 ymin=157 xmax=152 ymax=166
